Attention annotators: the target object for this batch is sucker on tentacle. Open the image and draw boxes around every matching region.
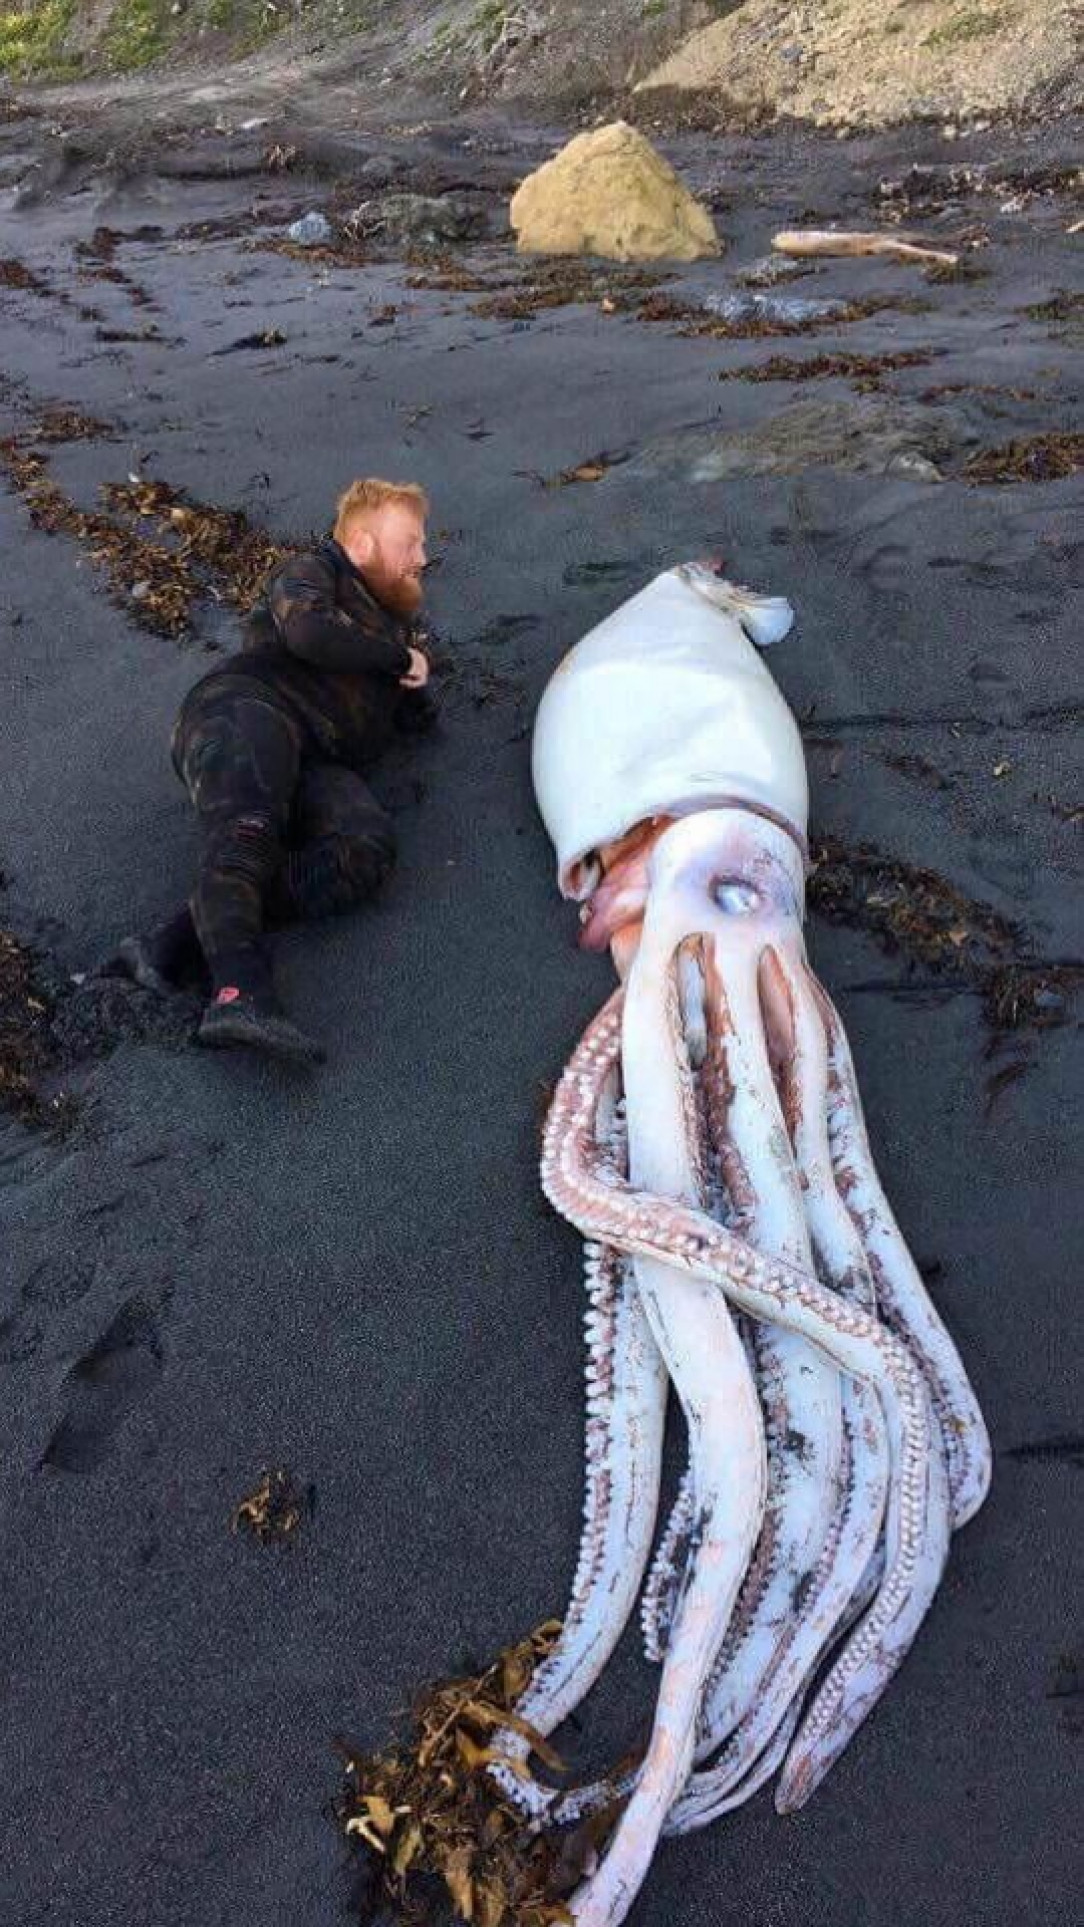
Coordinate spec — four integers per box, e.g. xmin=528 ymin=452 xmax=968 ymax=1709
xmin=640 ymin=1469 xmax=696 ymax=1665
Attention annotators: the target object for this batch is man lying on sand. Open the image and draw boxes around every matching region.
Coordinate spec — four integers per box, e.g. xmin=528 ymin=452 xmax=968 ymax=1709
xmin=110 ymin=478 xmax=435 ymax=1064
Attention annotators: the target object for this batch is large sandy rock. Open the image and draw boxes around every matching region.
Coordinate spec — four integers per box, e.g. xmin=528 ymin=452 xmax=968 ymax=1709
xmin=637 ymin=0 xmax=1083 ymax=130
xmin=509 ymin=121 xmax=720 ymax=263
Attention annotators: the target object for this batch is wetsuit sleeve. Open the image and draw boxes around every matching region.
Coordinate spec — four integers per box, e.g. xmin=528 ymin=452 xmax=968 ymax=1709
xmin=269 ymin=554 xmax=413 ymax=678
xmin=395 ymin=685 xmax=440 ymax=734
xmin=395 ymin=622 xmax=440 ymax=732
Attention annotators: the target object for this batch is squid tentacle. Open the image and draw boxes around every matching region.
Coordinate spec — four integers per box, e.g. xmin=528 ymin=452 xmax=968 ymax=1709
xmin=689 ymin=945 xmax=844 ymax=1756
xmin=558 ymin=935 xmax=766 ymax=1926
xmin=493 ymin=1221 xmax=669 ymax=1814
xmin=642 ymin=944 xmax=762 ymax=1674
xmin=777 ymin=1404 xmax=949 ymax=1812
xmin=815 ymin=980 xmax=992 ymax=1529
xmin=672 ymin=946 xmax=889 ymax=1819
xmin=554 ymin=1396 xmax=865 ymax=1839
xmin=554 ymin=1407 xmax=890 ymax=1840
xmin=540 ymin=994 xmax=951 ymax=1832
xmin=671 ymin=1390 xmax=880 ymax=1827
xmin=668 ymin=1518 xmax=890 ymax=1834
xmin=551 ymin=1306 xmax=847 ymax=1835
xmin=535 ymin=936 xmax=882 ymax=1837
xmin=638 ymin=941 xmax=725 ymax=1671
xmin=640 ymin=1469 xmax=696 ymax=1664
xmin=672 ymin=1690 xmax=803 ymax=1831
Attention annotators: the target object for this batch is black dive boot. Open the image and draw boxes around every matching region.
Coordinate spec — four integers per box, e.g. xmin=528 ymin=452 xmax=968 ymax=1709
xmin=104 ymin=905 xmax=205 ymax=995
xmin=197 ymin=986 xmax=326 ymax=1065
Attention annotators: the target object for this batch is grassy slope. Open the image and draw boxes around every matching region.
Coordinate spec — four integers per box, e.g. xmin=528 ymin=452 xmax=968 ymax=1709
xmin=1 ymin=0 xmax=80 ymax=80
xmin=1 ymin=0 xmax=711 ymax=92
xmin=0 ymin=0 xmax=374 ymax=80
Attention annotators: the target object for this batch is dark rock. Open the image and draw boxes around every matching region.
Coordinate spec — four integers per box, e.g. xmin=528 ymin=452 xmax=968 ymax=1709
xmin=356 ymin=153 xmax=406 ymax=189
xmin=349 ymin=191 xmax=492 ymax=245
xmin=735 ymin=254 xmax=813 ymax=288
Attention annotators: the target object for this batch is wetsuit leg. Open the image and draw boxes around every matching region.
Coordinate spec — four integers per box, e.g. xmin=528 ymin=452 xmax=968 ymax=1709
xmin=269 ymin=763 xmax=397 ymax=923
xmin=109 ymin=901 xmax=205 ymax=995
xmin=175 ymin=695 xmax=301 ymax=997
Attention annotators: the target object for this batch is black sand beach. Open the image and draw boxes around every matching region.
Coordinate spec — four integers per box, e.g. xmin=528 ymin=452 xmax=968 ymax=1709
xmin=1 ymin=108 xmax=1081 ymax=1927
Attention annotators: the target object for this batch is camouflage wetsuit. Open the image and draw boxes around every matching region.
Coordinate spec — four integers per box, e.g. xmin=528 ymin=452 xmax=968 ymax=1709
xmin=171 ymin=537 xmax=434 ymax=999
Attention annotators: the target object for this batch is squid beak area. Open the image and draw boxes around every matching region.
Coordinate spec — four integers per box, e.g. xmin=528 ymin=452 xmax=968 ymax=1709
xmin=575 ymin=880 xmax=645 ymax=978
xmin=577 ymin=818 xmax=674 ymax=955
xmin=611 ymin=921 xmax=646 ymax=979
xmin=577 ymin=889 xmax=647 ymax=956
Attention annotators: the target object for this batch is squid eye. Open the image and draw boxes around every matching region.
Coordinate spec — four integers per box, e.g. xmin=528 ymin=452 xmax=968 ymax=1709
xmin=713 ymin=878 xmax=760 ymax=915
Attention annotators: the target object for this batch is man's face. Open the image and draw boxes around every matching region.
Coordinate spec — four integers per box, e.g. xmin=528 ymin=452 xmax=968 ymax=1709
xmin=345 ymin=503 xmax=428 ymax=617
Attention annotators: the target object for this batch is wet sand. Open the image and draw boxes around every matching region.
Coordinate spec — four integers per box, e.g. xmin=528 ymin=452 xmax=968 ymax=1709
xmin=1 ymin=109 xmax=1081 ymax=1927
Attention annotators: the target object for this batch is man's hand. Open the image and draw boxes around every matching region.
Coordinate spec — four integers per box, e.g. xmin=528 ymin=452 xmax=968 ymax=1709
xmin=400 ymin=646 xmax=430 ymax=691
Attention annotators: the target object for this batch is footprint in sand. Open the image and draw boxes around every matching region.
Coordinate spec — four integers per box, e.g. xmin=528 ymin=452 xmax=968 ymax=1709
xmin=43 ymin=1297 xmax=163 ymax=1473
xmin=23 ymin=1252 xmax=99 ymax=1314
xmin=0 ymin=1315 xmax=43 ymax=1365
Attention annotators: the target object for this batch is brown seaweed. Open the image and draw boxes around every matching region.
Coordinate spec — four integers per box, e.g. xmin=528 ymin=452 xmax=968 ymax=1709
xmin=1 ymin=256 xmax=51 ymax=294
xmin=631 ymin=290 xmax=927 ymax=341
xmin=470 ymin=262 xmax=665 ymax=320
xmin=963 ymin=434 xmax=1083 ymax=484
xmin=0 ymin=439 xmax=292 ymax=639
xmin=32 ymin=406 xmax=116 ymax=444
xmin=1022 ymin=290 xmax=1084 ymax=324
xmin=0 ymin=928 xmax=60 ymax=1123
xmin=231 ymin=1468 xmax=308 ymax=1544
xmin=719 ymin=349 xmax=932 ymax=390
xmin=339 ymin=1620 xmax=624 ymax=1927
xmin=808 ymin=836 xmax=1080 ymax=1034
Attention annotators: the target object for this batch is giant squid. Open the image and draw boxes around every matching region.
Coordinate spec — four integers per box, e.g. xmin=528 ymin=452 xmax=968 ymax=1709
xmin=486 ymin=563 xmax=992 ymax=1927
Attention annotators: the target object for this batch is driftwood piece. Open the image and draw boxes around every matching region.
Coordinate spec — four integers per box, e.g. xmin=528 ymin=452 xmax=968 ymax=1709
xmin=772 ymin=228 xmax=960 ymax=268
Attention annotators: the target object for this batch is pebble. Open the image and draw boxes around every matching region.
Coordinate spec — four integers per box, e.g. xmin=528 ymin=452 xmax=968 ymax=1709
xmin=287 ymin=210 xmax=334 ymax=246
xmin=1033 ymin=987 xmax=1065 ymax=1014
xmin=886 ymin=452 xmax=943 ymax=483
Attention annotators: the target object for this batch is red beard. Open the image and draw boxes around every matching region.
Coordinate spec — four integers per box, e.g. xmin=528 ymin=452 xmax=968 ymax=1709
xmin=363 ymin=558 xmax=424 ymax=618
